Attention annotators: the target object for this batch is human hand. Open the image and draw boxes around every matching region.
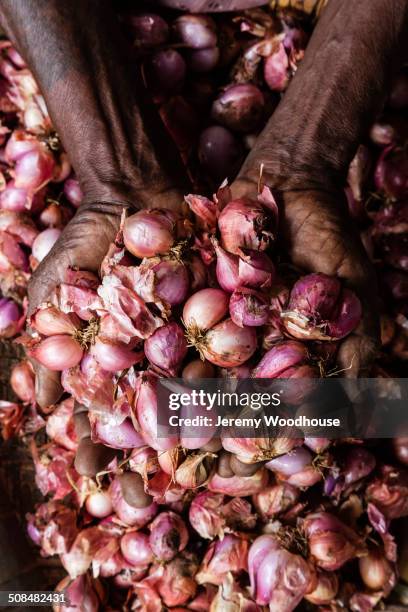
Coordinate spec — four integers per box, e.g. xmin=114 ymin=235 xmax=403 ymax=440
xmin=232 ymin=177 xmax=380 ymax=376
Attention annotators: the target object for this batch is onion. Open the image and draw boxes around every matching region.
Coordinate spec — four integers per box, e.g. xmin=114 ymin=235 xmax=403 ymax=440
xmin=303 ymin=511 xmax=364 ymax=570
xmin=281 ymin=273 xmax=362 ymax=341
xmin=393 ymin=437 xmax=408 ymax=465
xmin=366 ymin=464 xmax=408 ymax=519
xmin=218 ymin=197 xmax=273 ymax=255
xmin=31 ymin=228 xmax=61 ymax=262
xmin=91 ymin=337 xmax=143 ymax=372
xmin=149 ymin=511 xmax=188 ymax=561
xmin=199 ymin=318 xmax=257 ymax=367
xmin=375 ymin=145 xmax=408 ymax=200
xmin=54 ymin=575 xmax=103 ymax=612
xmin=238 ymin=249 xmax=275 ymax=288
xmin=266 ymin=446 xmax=322 ymax=487
xmin=196 ymin=534 xmax=248 ymax=586
xmin=0 ymin=297 xmax=23 ymax=338
xmin=252 ymin=340 xmax=309 ymax=378
xmin=120 ymin=531 xmax=153 ymax=567
xmin=126 ymin=12 xmax=169 ymax=48
xmin=0 ymin=183 xmax=30 ymax=212
xmin=189 ymin=255 xmax=207 ymax=291
xmin=305 ymin=570 xmax=338 ymax=605
xmin=31 ymin=306 xmax=79 ymax=336
xmin=144 ymin=322 xmax=187 ymax=375
xmin=123 ymin=209 xmax=175 ymax=258
xmin=30 ymin=335 xmax=83 ymax=370
xmin=208 ymin=468 xmax=268 ymax=497
xmin=153 ymin=259 xmax=189 ymax=306
xmin=38 ymin=202 xmax=73 ymax=228
xmin=198 ymin=126 xmax=243 ymax=184
xmin=359 ymin=548 xmax=394 ymax=590
xmin=249 ymin=535 xmax=313 ymax=608
xmin=64 ymin=177 xmax=83 ymax=208
xmin=94 ymin=417 xmax=145 ymax=449
xmin=145 ymin=49 xmax=186 ymax=97
xmin=173 ymin=15 xmax=217 ymax=49
xmin=211 ymin=84 xmax=265 ymax=133
xmin=14 ymin=147 xmax=55 ymax=192
xmin=188 ymin=47 xmax=220 ymax=73
xmin=183 ymin=288 xmax=229 ymax=331
xmin=135 ymin=373 xmax=179 ymax=451
xmin=229 ymin=287 xmax=269 ymax=327
xmin=10 ymin=360 xmax=35 ymax=403
xmin=264 ymin=43 xmax=289 ymax=92
xmin=252 ymin=483 xmax=300 ymax=519
xmin=85 ymin=490 xmax=113 ymax=518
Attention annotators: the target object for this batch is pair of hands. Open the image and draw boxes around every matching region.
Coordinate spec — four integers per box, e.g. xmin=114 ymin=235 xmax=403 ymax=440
xmin=29 ymin=162 xmax=379 ymax=409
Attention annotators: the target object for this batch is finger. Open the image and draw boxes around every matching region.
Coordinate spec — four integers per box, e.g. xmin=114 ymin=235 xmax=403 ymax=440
xmin=74 ymin=437 xmax=118 ymax=477
xmin=30 ymin=358 xmax=63 ymax=410
xmin=27 ymin=258 xmax=60 ymax=318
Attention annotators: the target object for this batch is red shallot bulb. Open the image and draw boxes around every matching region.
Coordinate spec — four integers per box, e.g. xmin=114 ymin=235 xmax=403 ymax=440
xmin=303 ymin=511 xmax=364 ymax=571
xmin=149 ymin=511 xmax=188 ymax=562
xmin=266 ymin=446 xmax=322 ymax=487
xmin=252 ymin=340 xmax=309 ymax=377
xmin=238 ymin=248 xmax=275 ymax=288
xmin=183 ymin=288 xmax=229 ymax=331
xmin=208 ymin=468 xmax=268 ymax=497
xmin=64 ymin=177 xmax=83 ymax=208
xmin=305 ymin=570 xmax=338 ymax=605
xmin=264 ymin=43 xmax=289 ymax=92
xmin=145 ymin=322 xmax=187 ymax=375
xmin=38 ymin=201 xmax=72 ymax=228
xmin=31 ymin=306 xmax=80 ymax=336
xmin=375 ymin=145 xmax=408 ymax=200
xmin=366 ymin=464 xmax=408 ymax=519
xmin=249 ymin=535 xmax=313 ymax=609
xmin=211 ymin=84 xmax=265 ymax=133
xmin=252 ymin=482 xmax=300 ymax=519
xmin=126 ymin=12 xmax=169 ymax=48
xmin=30 ymin=335 xmax=83 ymax=370
xmin=199 ymin=318 xmax=257 ymax=367
xmin=10 ymin=360 xmax=35 ymax=404
xmin=85 ymin=490 xmax=113 ymax=518
xmin=0 ymin=297 xmax=24 ymax=338
xmin=196 ymin=534 xmax=248 ymax=586
xmin=123 ymin=209 xmax=175 ymax=258
xmin=393 ymin=437 xmax=408 ymax=465
xmin=359 ymin=547 xmax=394 ymax=591
xmin=145 ymin=49 xmax=186 ymax=97
xmin=188 ymin=47 xmax=220 ymax=73
xmin=31 ymin=228 xmax=61 ymax=262
xmin=91 ymin=337 xmax=143 ymax=372
xmin=0 ymin=183 xmax=30 ymax=212
xmin=120 ymin=531 xmax=154 ymax=567
xmin=54 ymin=574 xmax=103 ymax=612
xmin=14 ymin=147 xmax=55 ymax=192
xmin=281 ymin=273 xmax=362 ymax=340
xmin=218 ymin=197 xmax=273 ymax=255
xmin=198 ymin=126 xmax=243 ymax=184
xmin=173 ymin=14 xmax=217 ymax=49
xmin=229 ymin=287 xmax=269 ymax=327
xmin=153 ymin=259 xmax=189 ymax=306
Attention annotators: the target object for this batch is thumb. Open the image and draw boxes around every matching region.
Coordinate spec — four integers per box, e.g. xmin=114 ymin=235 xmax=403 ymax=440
xmin=30 ymin=358 xmax=63 ymax=410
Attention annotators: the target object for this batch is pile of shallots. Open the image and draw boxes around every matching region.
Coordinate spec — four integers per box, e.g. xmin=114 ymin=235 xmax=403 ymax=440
xmin=0 ymin=5 xmax=407 ymax=612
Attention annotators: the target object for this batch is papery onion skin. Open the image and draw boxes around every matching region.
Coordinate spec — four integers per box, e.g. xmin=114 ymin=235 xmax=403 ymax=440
xmin=31 ymin=335 xmax=83 ymax=371
xmin=31 ymin=228 xmax=61 ymax=262
xmin=304 ymin=570 xmax=339 ymax=605
xmin=218 ymin=197 xmax=273 ymax=255
xmin=208 ymin=468 xmax=269 ymax=497
xmin=252 ymin=483 xmax=300 ymax=519
xmin=123 ymin=209 xmax=175 ymax=258
xmin=149 ymin=511 xmax=189 ymax=561
xmin=183 ymin=288 xmax=229 ymax=331
xmin=201 ymin=318 xmax=257 ymax=367
xmin=31 ymin=306 xmax=79 ymax=336
xmin=229 ymin=287 xmax=269 ymax=327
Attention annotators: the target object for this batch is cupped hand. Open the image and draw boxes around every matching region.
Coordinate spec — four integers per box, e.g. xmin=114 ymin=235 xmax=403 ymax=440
xmin=232 ymin=178 xmax=380 ymax=376
xmin=28 ymin=189 xmax=184 ymax=409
